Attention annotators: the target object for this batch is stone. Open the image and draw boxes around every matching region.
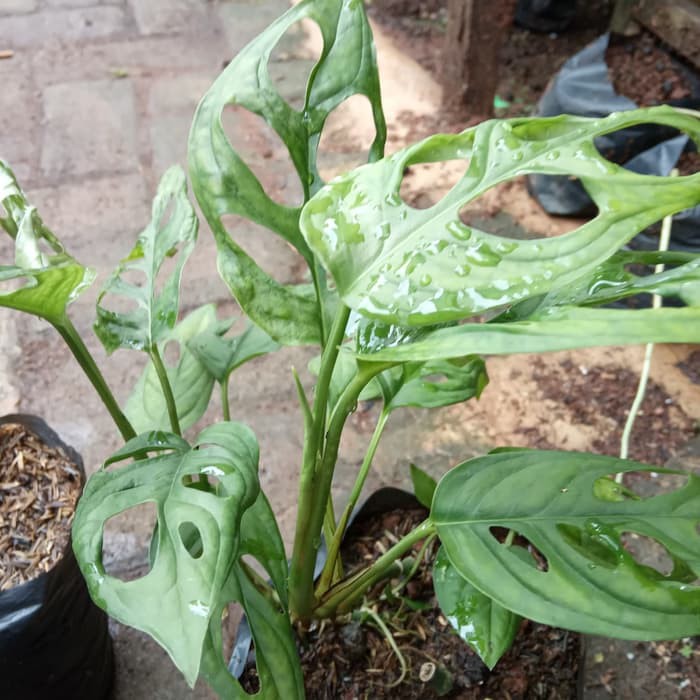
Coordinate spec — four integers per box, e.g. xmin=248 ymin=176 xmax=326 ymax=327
xmin=218 ymin=0 xmax=293 ymax=56
xmin=0 ymin=312 xmax=20 ymax=416
xmin=0 ymin=7 xmax=127 ymax=48
xmin=33 ymin=36 xmax=225 ymax=87
xmin=40 ymin=79 xmax=138 ymax=179
xmin=128 ymin=0 xmax=210 ymax=36
xmin=0 ymin=0 xmax=37 ymax=15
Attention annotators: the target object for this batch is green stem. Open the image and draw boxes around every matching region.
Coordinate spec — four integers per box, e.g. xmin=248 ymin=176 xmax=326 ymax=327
xmin=315 ymin=519 xmax=436 ymax=618
xmin=56 ymin=320 xmax=136 ymax=441
xmin=317 ymin=407 xmax=391 ymax=594
xmin=221 ymin=375 xmax=231 ymax=422
xmin=288 ymin=305 xmax=351 ymax=621
xmin=149 ymin=344 xmax=181 ymax=436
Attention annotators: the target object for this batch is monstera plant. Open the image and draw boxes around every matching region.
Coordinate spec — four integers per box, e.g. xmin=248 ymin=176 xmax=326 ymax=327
xmin=2 ymin=0 xmax=700 ymax=696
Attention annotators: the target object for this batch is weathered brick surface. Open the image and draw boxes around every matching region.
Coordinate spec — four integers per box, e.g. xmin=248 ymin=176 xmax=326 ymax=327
xmin=41 ymin=79 xmax=138 ymax=178
xmin=0 ymin=7 xmax=128 ymax=48
xmin=128 ymin=0 xmax=210 ymax=35
xmin=0 ymin=0 xmax=37 ymax=15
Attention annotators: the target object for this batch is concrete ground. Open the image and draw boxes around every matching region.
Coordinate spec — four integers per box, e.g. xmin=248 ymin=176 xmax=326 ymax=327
xmin=0 ymin=1 xmax=483 ymax=697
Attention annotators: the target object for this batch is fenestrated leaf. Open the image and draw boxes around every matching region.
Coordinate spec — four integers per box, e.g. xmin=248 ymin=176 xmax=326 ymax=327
xmin=187 ymin=317 xmax=280 ymax=384
xmin=0 ymin=160 xmax=94 ymax=324
xmin=431 ymin=449 xmax=700 ymax=639
xmin=126 ymin=305 xmax=217 ymax=433
xmin=354 ymin=306 xmax=700 ymax=363
xmin=410 ymin=463 xmax=437 ymax=509
xmin=189 ymin=0 xmax=386 ymax=345
xmin=433 ymin=545 xmax=520 ymax=669
xmin=72 ymin=422 xmax=261 ymax=686
xmin=200 ymin=562 xmax=303 ymax=699
xmin=95 ymin=166 xmax=197 ymax=354
xmin=300 ymin=107 xmax=700 ymax=326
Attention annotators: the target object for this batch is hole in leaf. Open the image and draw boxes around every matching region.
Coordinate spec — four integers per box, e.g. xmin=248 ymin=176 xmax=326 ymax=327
xmin=220 ymin=106 xmax=304 ymax=207
xmin=0 ymin=275 xmax=30 ymax=294
xmin=317 ymin=94 xmax=377 ymax=182
xmin=267 ymin=19 xmax=323 ymax=111
xmin=220 ymin=214 xmax=309 ymax=284
xmin=399 ymin=159 xmax=467 ymax=210
xmin=163 ymin=340 xmax=181 ymax=368
xmin=609 ymin=472 xmax=689 ymax=500
xmin=179 ymin=521 xmax=204 ymax=559
xmin=621 ymin=532 xmax=676 ymax=578
xmin=157 ymin=198 xmax=176 ymax=232
xmin=102 ymin=502 xmax=158 ymax=581
xmin=153 ymin=241 xmax=182 ymax=298
xmin=220 ymin=600 xmax=244 ymax=668
xmin=489 ymin=526 xmax=549 ymax=571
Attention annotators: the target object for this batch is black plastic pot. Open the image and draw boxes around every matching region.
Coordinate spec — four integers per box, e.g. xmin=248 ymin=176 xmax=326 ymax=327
xmin=0 ymin=414 xmax=114 ymax=700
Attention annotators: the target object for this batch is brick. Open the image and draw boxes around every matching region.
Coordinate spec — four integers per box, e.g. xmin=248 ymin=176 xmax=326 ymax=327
xmin=33 ymin=35 xmax=225 ymax=87
xmin=0 ymin=0 xmax=37 ymax=15
xmin=128 ymin=0 xmax=210 ymax=35
xmin=41 ymin=79 xmax=138 ymax=179
xmin=0 ymin=7 xmax=128 ymax=48
xmin=45 ymin=0 xmax=116 ymax=7
xmin=0 ymin=56 xmax=40 ymax=182
xmin=218 ymin=0 xmax=292 ymax=56
xmin=27 ymin=173 xmax=150 ymax=268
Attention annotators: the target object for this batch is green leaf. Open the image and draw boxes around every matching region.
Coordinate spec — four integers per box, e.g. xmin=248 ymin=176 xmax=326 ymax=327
xmin=126 ymin=305 xmax=217 ymax=433
xmin=433 ymin=545 xmax=520 ymax=669
xmin=189 ymin=0 xmax=386 ymax=344
xmin=94 ymin=166 xmax=197 ymax=354
xmin=381 ymin=356 xmax=488 ymax=410
xmin=355 ymin=306 xmax=700 ymax=363
xmin=72 ymin=422 xmax=261 ymax=686
xmin=300 ymin=107 xmax=700 ymax=326
xmin=200 ymin=563 xmax=303 ymax=699
xmin=409 ymin=463 xmax=437 ymax=509
xmin=187 ymin=318 xmax=280 ymax=384
xmin=431 ymin=449 xmax=700 ymax=639
xmin=0 ymin=160 xmax=94 ymax=324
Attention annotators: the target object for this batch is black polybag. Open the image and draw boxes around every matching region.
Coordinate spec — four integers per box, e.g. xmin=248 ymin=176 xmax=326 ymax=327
xmin=0 ymin=414 xmax=113 ymax=700
xmin=529 ymin=34 xmax=700 ymax=248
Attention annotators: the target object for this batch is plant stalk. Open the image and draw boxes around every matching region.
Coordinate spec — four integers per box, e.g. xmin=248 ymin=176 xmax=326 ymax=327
xmin=315 ymin=519 xmax=436 ymax=618
xmin=149 ymin=344 xmax=181 ymax=436
xmin=317 ymin=407 xmax=390 ymax=594
xmin=56 ymin=319 xmax=136 ymax=441
xmin=221 ymin=375 xmax=231 ymax=422
xmin=288 ymin=305 xmax=350 ymax=621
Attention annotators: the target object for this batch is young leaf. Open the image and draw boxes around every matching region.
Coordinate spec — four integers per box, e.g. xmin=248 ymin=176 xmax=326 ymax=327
xmin=409 ymin=463 xmax=437 ymax=509
xmin=300 ymin=107 xmax=700 ymax=326
xmin=433 ymin=545 xmax=520 ymax=669
xmin=0 ymin=160 xmax=94 ymax=325
xmin=126 ymin=305 xmax=217 ymax=433
xmin=187 ymin=318 xmax=280 ymax=384
xmin=354 ymin=306 xmax=700 ymax=363
xmin=431 ymin=450 xmax=700 ymax=639
xmin=94 ymin=166 xmax=197 ymax=354
xmin=72 ymin=422 xmax=261 ymax=686
xmin=189 ymin=0 xmax=386 ymax=345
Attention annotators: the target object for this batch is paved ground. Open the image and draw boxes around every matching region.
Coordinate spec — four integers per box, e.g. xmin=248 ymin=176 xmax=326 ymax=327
xmin=0 ymin=2 xmax=481 ymax=696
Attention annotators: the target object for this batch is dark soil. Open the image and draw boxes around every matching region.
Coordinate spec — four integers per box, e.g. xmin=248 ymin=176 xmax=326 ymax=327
xmin=606 ymin=31 xmax=692 ymax=105
xmin=531 ymin=358 xmax=696 ymax=466
xmin=241 ymin=508 xmax=581 ymax=698
xmin=0 ymin=422 xmax=81 ymax=590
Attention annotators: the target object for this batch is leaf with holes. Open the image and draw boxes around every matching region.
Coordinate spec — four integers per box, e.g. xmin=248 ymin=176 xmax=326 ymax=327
xmin=300 ymin=107 xmax=700 ymax=326
xmin=200 ymin=562 xmax=303 ymax=699
xmin=126 ymin=305 xmax=217 ymax=433
xmin=72 ymin=422 xmax=262 ymax=686
xmin=0 ymin=160 xmax=94 ymax=325
xmin=187 ymin=318 xmax=280 ymax=384
xmin=189 ymin=0 xmax=386 ymax=345
xmin=95 ymin=166 xmax=197 ymax=354
xmin=433 ymin=545 xmax=520 ymax=669
xmin=431 ymin=449 xmax=700 ymax=639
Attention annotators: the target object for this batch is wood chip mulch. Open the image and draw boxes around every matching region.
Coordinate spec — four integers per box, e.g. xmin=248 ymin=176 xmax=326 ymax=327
xmin=0 ymin=423 xmax=81 ymax=591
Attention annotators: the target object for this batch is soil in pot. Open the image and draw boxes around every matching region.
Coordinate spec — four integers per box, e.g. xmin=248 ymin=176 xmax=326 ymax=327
xmin=242 ymin=506 xmax=581 ymax=699
xmin=0 ymin=421 xmax=81 ymax=590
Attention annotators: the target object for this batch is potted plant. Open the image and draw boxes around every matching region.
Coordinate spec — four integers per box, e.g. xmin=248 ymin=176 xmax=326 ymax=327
xmin=2 ymin=0 xmax=700 ymax=696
